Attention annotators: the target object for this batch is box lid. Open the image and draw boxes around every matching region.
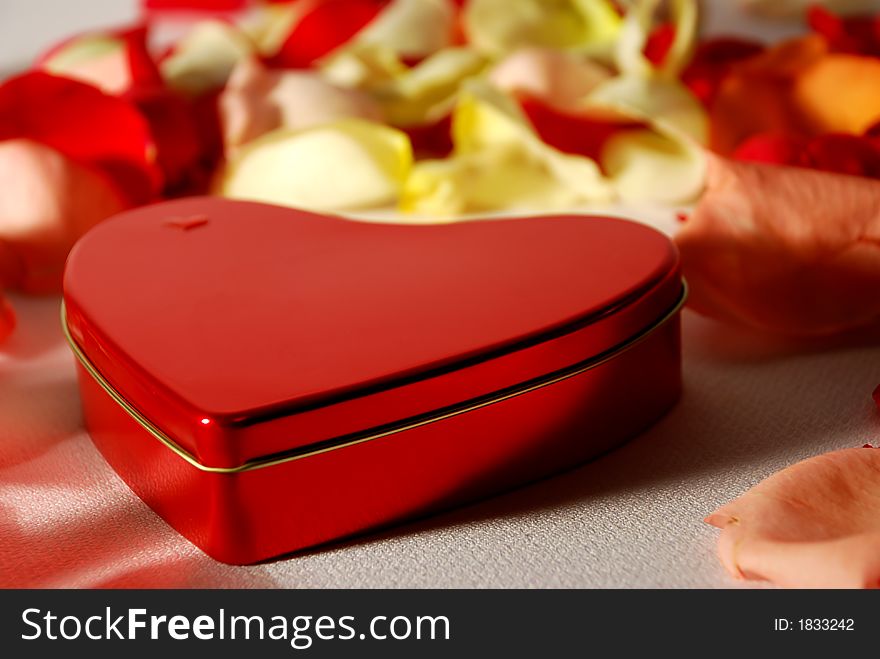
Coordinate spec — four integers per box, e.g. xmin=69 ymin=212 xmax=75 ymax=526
xmin=63 ymin=197 xmax=681 ymax=469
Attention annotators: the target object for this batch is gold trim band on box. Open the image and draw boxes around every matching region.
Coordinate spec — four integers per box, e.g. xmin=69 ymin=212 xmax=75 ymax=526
xmin=61 ymin=281 xmax=687 ymax=474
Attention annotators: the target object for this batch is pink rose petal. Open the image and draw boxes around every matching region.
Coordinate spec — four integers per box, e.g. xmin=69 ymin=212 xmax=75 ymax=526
xmin=706 ymin=446 xmax=880 ymax=588
xmin=0 ymin=140 xmax=129 ymax=293
xmin=219 ymin=57 xmax=382 ymax=152
xmin=675 ymin=154 xmax=880 ymax=336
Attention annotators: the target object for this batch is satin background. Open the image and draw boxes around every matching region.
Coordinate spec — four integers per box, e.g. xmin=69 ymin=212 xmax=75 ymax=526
xmin=2 ymin=0 xmax=880 ymax=588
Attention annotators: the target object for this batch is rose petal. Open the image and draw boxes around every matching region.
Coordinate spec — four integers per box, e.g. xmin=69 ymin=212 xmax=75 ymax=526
xmin=270 ymin=0 xmax=386 ymax=69
xmin=0 ymin=140 xmax=129 ymax=293
xmin=709 ymin=35 xmax=828 ymax=156
xmin=614 ymin=0 xmax=697 ymax=79
xmin=0 ymin=71 xmax=159 ymax=205
xmin=519 ymin=97 xmax=638 ymax=163
xmin=40 ymin=35 xmax=134 ymax=95
xmin=804 ymin=133 xmax=880 ymax=178
xmin=732 ymin=132 xmax=809 ymax=167
xmin=219 ymin=57 xmax=382 ymax=152
xmin=144 ymin=0 xmax=251 ymax=10
xmin=584 ymin=75 xmax=708 ymax=202
xmin=586 ymin=74 xmax=707 ymax=143
xmin=601 ymin=128 xmax=706 ymax=203
xmin=462 ymin=0 xmax=621 ymax=58
xmin=38 ymin=26 xmax=163 ymax=96
xmin=135 ymin=88 xmax=208 ymax=193
xmin=808 ymin=5 xmax=880 ymax=58
xmin=675 ymin=154 xmax=880 ymax=335
xmin=404 ymin=114 xmax=453 ymax=158
xmin=740 ymin=0 xmax=878 ymax=19
xmin=320 ymin=43 xmax=408 ymax=89
xmin=706 ymin=446 xmax=880 ymax=588
xmin=793 ymin=54 xmax=880 ymax=135
xmin=0 ymin=292 xmax=14 ymax=345
xmin=371 ymin=47 xmax=487 ymax=127
xmin=400 ymin=81 xmax=612 ymax=216
xmin=160 ymin=19 xmax=255 ymax=95
xmin=733 ymin=132 xmax=880 ymax=179
xmin=354 ymin=0 xmax=458 ymax=60
xmin=490 ymin=41 xmax=705 ymax=199
xmin=489 ymin=47 xmax=611 ymax=113
xmin=218 ymin=118 xmax=413 ymax=211
xmin=680 ymin=37 xmax=764 ymax=107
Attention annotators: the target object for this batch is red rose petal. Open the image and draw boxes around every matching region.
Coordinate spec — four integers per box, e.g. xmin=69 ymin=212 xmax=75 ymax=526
xmin=682 ymin=37 xmax=765 ymax=107
xmin=131 ymin=88 xmax=206 ymax=194
xmin=644 ymin=22 xmax=676 ymax=67
xmin=732 ymin=132 xmax=808 ymax=167
xmin=807 ymin=5 xmax=880 ymax=59
xmin=0 ymin=292 xmax=14 ymax=345
xmin=119 ymin=26 xmax=166 ymax=90
xmin=519 ymin=95 xmax=641 ymax=165
xmin=404 ymin=114 xmax=453 ymax=159
xmin=0 ymin=72 xmax=160 ymax=204
xmin=143 ymin=0 xmax=251 ymax=10
xmin=271 ymin=0 xmax=388 ymax=69
xmin=873 ymin=384 xmax=880 ymax=410
xmin=803 ymin=133 xmax=880 ymax=179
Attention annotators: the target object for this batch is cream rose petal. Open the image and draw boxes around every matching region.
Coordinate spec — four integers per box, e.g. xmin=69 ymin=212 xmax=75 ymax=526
xmin=602 ymin=128 xmax=705 ymax=203
xmin=219 ymin=119 xmax=413 ymax=212
xmin=41 ymin=35 xmax=132 ymax=95
xmin=355 ymin=0 xmax=457 ymax=60
xmin=161 ymin=20 xmax=255 ymax=95
xmin=373 ymin=48 xmax=488 ymax=126
xmin=463 ymin=0 xmax=622 ymax=59
xmin=583 ymin=74 xmax=708 ymax=204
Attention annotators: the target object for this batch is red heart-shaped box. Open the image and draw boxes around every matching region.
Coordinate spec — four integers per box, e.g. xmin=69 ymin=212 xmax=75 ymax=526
xmin=62 ymin=197 xmax=684 ymax=564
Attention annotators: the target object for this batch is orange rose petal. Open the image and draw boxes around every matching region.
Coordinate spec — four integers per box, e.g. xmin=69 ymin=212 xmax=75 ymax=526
xmin=0 ymin=139 xmax=129 ymax=293
xmin=675 ymin=154 xmax=880 ymax=336
xmin=706 ymin=446 xmax=880 ymax=588
xmin=709 ymin=36 xmax=827 ymax=156
xmin=794 ymin=54 xmax=880 ymax=136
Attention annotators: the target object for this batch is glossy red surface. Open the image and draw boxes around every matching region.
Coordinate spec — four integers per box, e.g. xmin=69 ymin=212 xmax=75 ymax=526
xmin=63 ymin=198 xmax=684 ymax=563
xmin=76 ymin=314 xmax=681 ymax=564
xmin=64 ymin=198 xmax=679 ymax=467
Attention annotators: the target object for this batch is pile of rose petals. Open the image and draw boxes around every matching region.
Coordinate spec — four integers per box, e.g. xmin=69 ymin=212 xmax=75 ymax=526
xmin=677 ymin=7 xmax=880 ymax=338
xmin=0 ymin=0 xmax=708 ymax=325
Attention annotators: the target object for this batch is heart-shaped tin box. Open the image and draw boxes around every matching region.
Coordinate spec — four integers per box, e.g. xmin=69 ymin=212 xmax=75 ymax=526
xmin=62 ymin=197 xmax=685 ymax=564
